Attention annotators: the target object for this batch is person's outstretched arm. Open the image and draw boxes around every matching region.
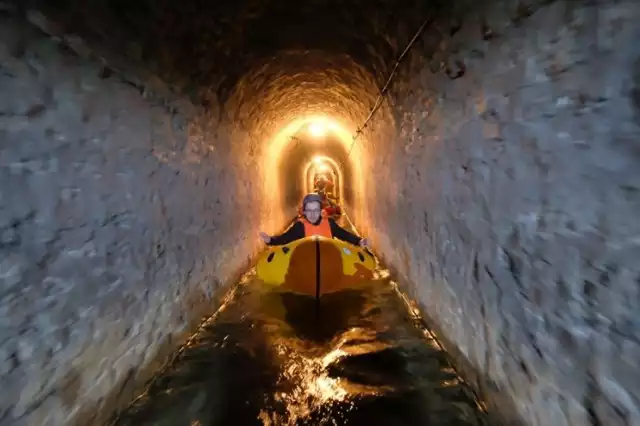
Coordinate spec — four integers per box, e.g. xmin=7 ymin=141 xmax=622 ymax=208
xmin=328 ymin=219 xmax=366 ymax=246
xmin=260 ymin=221 xmax=305 ymax=246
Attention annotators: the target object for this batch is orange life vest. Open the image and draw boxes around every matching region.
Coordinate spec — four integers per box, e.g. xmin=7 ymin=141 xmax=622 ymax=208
xmin=302 ymin=215 xmax=333 ymax=238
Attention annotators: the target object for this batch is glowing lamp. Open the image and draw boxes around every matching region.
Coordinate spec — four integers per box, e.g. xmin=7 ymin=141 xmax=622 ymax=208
xmin=308 ymin=122 xmax=327 ymax=138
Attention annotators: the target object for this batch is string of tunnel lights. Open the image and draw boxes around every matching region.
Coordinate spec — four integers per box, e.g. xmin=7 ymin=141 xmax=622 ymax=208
xmin=340 ymin=12 xmax=440 ymax=167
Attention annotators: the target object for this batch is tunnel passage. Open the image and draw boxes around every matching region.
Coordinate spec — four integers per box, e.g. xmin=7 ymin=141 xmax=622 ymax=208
xmin=1 ymin=0 xmax=640 ymax=426
xmin=305 ymin=156 xmax=344 ymax=202
xmin=278 ymin=122 xmax=353 ymax=210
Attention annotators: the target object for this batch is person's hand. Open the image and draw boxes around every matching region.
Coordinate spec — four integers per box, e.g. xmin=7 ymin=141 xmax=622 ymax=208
xmin=259 ymin=232 xmax=271 ymax=244
xmin=358 ymin=238 xmax=370 ymax=248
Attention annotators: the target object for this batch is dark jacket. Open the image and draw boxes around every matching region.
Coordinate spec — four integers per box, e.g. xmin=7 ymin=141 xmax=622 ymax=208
xmin=268 ymin=218 xmax=362 ymax=246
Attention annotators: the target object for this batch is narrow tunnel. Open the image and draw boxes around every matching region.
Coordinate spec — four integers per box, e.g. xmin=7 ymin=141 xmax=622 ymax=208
xmin=279 ymin=121 xmax=353 ymax=210
xmin=1 ymin=0 xmax=639 ymax=425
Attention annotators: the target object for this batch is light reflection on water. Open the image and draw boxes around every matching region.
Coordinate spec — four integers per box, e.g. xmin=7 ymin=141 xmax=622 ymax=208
xmin=110 ymin=232 xmax=490 ymax=426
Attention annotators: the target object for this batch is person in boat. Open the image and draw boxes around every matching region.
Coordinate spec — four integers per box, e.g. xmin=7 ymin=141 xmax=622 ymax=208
xmin=320 ymin=191 xmax=341 ymax=218
xmin=259 ymin=193 xmax=369 ymax=247
xmin=296 ymin=189 xmax=340 ymax=218
xmin=314 ymin=174 xmax=334 ymax=195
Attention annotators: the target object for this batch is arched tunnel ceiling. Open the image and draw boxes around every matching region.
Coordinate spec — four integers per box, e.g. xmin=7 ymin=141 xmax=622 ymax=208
xmin=30 ymin=0 xmax=439 ymax=94
xmin=15 ymin=0 xmax=449 ymax=214
xmin=22 ymin=0 xmax=445 ymax=124
xmin=15 ymin=0 xmax=453 ymax=215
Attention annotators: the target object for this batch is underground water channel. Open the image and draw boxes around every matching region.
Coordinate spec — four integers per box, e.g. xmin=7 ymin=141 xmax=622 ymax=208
xmin=107 ymin=215 xmax=492 ymax=426
xmin=3 ymin=1 xmax=639 ymax=425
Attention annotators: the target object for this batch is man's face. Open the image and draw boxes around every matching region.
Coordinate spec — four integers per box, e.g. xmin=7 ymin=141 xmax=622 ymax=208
xmin=303 ymin=201 xmax=322 ymax=223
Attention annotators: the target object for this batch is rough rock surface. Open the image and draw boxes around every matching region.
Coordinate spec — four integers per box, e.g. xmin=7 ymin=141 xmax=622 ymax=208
xmin=0 ymin=13 xmax=267 ymax=426
xmin=1 ymin=0 xmax=639 ymax=425
xmin=359 ymin=1 xmax=640 ymax=425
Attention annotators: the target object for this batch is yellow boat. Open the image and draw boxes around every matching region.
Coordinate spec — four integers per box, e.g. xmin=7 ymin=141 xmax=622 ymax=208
xmin=256 ymin=236 xmax=376 ymax=298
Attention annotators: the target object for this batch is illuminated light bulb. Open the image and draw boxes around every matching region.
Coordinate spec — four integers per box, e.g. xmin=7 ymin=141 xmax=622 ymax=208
xmin=308 ymin=122 xmax=327 ymax=138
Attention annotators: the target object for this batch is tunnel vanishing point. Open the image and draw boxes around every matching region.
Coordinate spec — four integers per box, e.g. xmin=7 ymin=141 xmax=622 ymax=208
xmin=0 ymin=0 xmax=639 ymax=425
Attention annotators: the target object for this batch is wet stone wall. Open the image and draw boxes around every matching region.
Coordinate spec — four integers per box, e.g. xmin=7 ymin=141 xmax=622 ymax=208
xmin=361 ymin=1 xmax=640 ymax=425
xmin=0 ymin=12 xmax=265 ymax=426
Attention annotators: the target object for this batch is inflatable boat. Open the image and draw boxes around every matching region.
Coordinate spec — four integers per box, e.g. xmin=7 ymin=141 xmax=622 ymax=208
xmin=256 ymin=236 xmax=376 ymax=298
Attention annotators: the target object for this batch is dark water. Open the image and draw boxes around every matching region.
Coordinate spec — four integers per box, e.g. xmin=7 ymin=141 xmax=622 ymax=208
xmin=109 ymin=264 xmax=491 ymax=426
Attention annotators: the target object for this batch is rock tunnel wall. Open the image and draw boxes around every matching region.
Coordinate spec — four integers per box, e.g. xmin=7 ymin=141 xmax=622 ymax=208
xmin=357 ymin=1 xmax=640 ymax=425
xmin=0 ymin=12 xmax=270 ymax=426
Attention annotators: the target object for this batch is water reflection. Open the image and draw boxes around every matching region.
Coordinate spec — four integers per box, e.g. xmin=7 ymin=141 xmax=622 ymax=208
xmin=110 ymin=266 xmax=490 ymax=426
